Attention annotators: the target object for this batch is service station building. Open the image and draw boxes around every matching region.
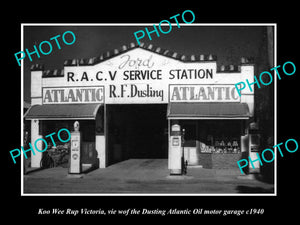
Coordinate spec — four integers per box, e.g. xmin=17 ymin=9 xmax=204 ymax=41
xmin=24 ymin=43 xmax=257 ymax=175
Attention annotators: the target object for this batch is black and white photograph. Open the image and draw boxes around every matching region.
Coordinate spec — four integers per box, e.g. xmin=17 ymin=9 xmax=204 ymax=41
xmin=4 ymin=4 xmax=300 ymax=221
xmin=21 ymin=24 xmax=275 ymax=195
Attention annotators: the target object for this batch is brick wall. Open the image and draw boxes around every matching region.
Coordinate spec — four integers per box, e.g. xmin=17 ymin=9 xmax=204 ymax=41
xmin=198 ymin=153 xmax=243 ymax=169
xmin=212 ymin=153 xmax=243 ymax=169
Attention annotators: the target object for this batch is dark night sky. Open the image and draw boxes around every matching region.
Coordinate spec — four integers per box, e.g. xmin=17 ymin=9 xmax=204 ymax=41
xmin=23 ymin=25 xmax=268 ymax=102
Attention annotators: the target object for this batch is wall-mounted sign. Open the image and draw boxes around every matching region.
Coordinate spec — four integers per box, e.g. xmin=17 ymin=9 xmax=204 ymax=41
xmin=169 ymin=84 xmax=240 ymax=102
xmin=43 ymin=86 xmax=104 ymax=104
xmin=42 ymin=48 xmax=253 ymax=105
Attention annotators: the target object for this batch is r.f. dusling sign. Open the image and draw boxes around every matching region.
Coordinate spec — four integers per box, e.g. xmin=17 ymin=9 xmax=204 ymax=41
xmin=42 ymin=48 xmax=242 ymax=104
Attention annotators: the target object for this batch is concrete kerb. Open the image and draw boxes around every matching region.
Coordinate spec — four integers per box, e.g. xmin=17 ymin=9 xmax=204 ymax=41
xmin=66 ymin=174 xmax=84 ymax=179
xmin=166 ymin=175 xmax=194 ymax=180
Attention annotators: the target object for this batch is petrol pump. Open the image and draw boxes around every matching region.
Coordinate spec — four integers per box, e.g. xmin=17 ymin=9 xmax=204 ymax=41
xmin=169 ymin=123 xmax=186 ymax=175
xmin=248 ymin=122 xmax=261 ymax=173
xmin=69 ymin=121 xmax=82 ymax=174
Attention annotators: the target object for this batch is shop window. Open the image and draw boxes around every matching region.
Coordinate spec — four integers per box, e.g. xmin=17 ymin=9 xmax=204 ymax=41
xmin=198 ymin=120 xmax=242 ymax=154
xmin=41 ymin=120 xmax=73 ymax=167
xmin=42 ymin=120 xmax=73 ymax=146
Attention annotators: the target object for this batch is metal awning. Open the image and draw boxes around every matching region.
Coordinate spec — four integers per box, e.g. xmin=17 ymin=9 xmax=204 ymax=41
xmin=24 ymin=104 xmax=102 ymax=120
xmin=167 ymin=102 xmax=250 ymax=120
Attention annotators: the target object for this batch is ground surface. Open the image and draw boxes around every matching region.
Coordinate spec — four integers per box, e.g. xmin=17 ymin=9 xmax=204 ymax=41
xmin=23 ymin=159 xmax=274 ymax=194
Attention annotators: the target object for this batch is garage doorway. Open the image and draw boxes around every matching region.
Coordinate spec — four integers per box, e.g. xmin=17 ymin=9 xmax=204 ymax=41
xmin=106 ymin=104 xmax=168 ymax=165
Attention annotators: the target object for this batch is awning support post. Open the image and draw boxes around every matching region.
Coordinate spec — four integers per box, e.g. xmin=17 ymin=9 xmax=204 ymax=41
xmin=30 ymin=119 xmax=43 ymax=168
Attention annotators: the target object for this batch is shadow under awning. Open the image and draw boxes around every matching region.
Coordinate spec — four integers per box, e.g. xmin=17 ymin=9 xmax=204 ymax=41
xmin=24 ymin=104 xmax=102 ymax=120
xmin=167 ymin=102 xmax=250 ymax=120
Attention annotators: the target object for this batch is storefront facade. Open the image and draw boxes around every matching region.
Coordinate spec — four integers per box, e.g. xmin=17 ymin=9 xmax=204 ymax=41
xmin=25 ymin=43 xmax=255 ymax=173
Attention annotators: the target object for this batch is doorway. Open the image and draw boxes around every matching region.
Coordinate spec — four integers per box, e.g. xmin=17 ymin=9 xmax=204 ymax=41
xmin=106 ymin=104 xmax=168 ymax=165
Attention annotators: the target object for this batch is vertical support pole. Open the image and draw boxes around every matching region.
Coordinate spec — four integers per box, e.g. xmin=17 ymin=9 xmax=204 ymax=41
xmin=96 ymin=105 xmax=106 ymax=168
xmin=30 ymin=66 xmax=43 ymax=168
xmin=241 ymin=121 xmax=249 ymax=174
xmin=30 ymin=119 xmax=42 ymax=168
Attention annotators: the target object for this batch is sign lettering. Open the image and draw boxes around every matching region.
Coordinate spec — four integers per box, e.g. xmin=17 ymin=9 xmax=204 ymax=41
xmin=58 ymin=49 xmax=252 ymax=104
xmin=169 ymin=85 xmax=240 ymax=102
xmin=42 ymin=86 xmax=104 ymax=104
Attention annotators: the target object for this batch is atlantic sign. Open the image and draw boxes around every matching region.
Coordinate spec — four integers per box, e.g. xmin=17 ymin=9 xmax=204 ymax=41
xmin=42 ymin=86 xmax=104 ymax=104
xmin=42 ymin=48 xmax=247 ymax=104
xmin=169 ymin=85 xmax=240 ymax=102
